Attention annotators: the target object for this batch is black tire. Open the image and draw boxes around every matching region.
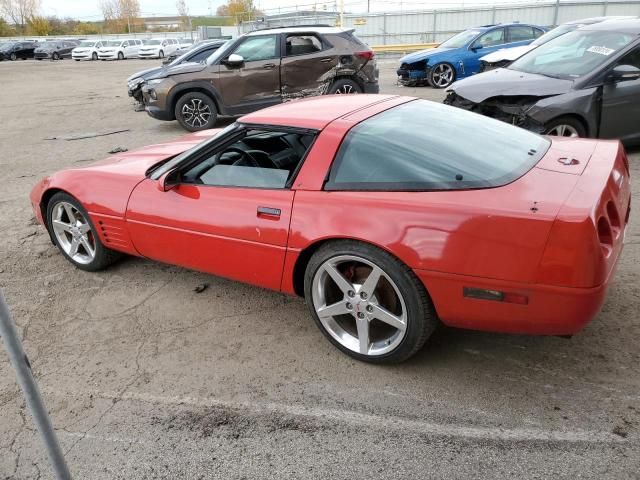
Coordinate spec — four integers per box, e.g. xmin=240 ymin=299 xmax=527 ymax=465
xmin=52 ymin=52 xmax=60 ymax=60
xmin=74 ymin=59 xmax=80 ymax=61
xmin=174 ymin=91 xmax=218 ymax=132
xmin=427 ymin=63 xmax=456 ymax=89
xmin=46 ymin=192 xmax=122 ymax=272
xmin=92 ymin=52 xmax=98 ymax=61
xmin=10 ymin=53 xmax=16 ymax=61
xmin=158 ymin=50 xmax=164 ymax=58
xmin=327 ymin=78 xmax=362 ymax=95
xmin=544 ymin=116 xmax=587 ymax=138
xmin=303 ymin=240 xmax=438 ymax=364
xmin=117 ymin=51 xmax=124 ymax=60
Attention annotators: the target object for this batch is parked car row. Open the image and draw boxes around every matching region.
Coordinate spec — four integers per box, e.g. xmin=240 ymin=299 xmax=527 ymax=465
xmin=0 ymin=37 xmax=196 ymax=62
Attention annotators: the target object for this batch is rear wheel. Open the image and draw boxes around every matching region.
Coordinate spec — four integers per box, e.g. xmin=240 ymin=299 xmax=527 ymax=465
xmin=46 ymin=192 xmax=121 ymax=272
xmin=304 ymin=240 xmax=437 ymax=363
xmin=428 ymin=63 xmax=456 ymax=88
xmin=544 ymin=116 xmax=586 ymax=138
xmin=175 ymin=92 xmax=217 ymax=131
xmin=327 ymin=78 xmax=362 ymax=95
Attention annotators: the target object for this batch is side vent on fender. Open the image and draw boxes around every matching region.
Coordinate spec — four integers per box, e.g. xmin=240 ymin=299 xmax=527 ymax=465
xmin=597 ymin=216 xmax=613 ymax=257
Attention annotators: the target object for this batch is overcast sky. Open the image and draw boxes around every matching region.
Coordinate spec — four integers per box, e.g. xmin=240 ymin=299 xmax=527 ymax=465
xmin=39 ymin=0 xmax=542 ymax=20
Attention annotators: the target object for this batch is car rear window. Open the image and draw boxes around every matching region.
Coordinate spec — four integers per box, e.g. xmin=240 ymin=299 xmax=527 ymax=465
xmin=325 ymin=100 xmax=550 ymax=191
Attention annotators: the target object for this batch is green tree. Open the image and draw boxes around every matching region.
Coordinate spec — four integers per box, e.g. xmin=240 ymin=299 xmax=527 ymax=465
xmin=0 ymin=17 xmax=17 ymax=36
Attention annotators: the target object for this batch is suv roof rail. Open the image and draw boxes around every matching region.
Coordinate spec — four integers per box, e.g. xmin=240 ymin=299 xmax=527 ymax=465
xmin=251 ymin=24 xmax=333 ymax=31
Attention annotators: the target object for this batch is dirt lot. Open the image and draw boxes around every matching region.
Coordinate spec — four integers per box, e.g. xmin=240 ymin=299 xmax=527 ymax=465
xmin=0 ymin=57 xmax=639 ymax=479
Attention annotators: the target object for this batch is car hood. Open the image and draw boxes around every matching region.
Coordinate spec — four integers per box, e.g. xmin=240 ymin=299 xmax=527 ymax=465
xmin=480 ymin=45 xmax=535 ymax=63
xmin=127 ymin=66 xmax=164 ymax=82
xmin=147 ymin=61 xmax=205 ymax=80
xmin=450 ymin=68 xmax=574 ymax=103
xmin=400 ymin=47 xmax=456 ymax=64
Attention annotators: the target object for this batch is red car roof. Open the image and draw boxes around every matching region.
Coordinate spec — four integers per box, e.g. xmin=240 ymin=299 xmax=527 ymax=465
xmin=239 ymin=94 xmax=405 ymax=130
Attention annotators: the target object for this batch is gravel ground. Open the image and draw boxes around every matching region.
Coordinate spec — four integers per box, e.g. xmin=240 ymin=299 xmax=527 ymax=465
xmin=0 ymin=57 xmax=639 ymax=480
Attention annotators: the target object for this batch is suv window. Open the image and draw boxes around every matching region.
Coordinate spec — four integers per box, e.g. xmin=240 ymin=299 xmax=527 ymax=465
xmin=617 ymin=47 xmax=640 ymax=69
xmin=181 ymin=128 xmax=315 ymax=189
xmin=285 ymin=35 xmax=322 ymax=56
xmin=509 ymin=26 xmax=535 ymax=42
xmin=474 ymin=28 xmax=505 ymax=48
xmin=326 ymin=100 xmax=549 ymax=191
xmin=233 ymin=35 xmax=278 ymax=62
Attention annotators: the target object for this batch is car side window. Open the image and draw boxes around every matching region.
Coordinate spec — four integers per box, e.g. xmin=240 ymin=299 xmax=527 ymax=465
xmin=285 ymin=35 xmax=323 ymax=56
xmin=617 ymin=47 xmax=640 ymax=69
xmin=509 ymin=26 xmax=535 ymax=42
xmin=232 ymin=35 xmax=278 ymax=62
xmin=189 ymin=48 xmax=215 ymax=63
xmin=122 ymin=41 xmax=129 ymax=48
xmin=180 ymin=129 xmax=315 ymax=189
xmin=475 ymin=28 xmax=505 ymax=48
xmin=533 ymin=28 xmax=544 ymax=38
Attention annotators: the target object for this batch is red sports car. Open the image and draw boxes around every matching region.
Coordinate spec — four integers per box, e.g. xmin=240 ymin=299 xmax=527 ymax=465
xmin=30 ymin=95 xmax=631 ymax=363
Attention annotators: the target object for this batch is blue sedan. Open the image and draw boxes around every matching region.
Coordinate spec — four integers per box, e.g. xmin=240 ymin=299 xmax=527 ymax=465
xmin=397 ymin=23 xmax=547 ymax=88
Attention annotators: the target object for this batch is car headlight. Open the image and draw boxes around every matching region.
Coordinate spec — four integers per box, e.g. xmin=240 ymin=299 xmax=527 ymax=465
xmin=128 ymin=78 xmax=143 ymax=89
xmin=147 ymin=79 xmax=165 ymax=85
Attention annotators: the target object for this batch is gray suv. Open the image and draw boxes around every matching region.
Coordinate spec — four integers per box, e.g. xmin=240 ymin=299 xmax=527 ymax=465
xmin=141 ymin=26 xmax=379 ymax=131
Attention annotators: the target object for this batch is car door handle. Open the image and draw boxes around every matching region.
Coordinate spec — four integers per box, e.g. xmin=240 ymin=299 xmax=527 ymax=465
xmin=257 ymin=206 xmax=281 ymax=218
xmin=320 ymin=58 xmax=333 ymax=63
xmin=263 ymin=63 xmax=276 ymax=69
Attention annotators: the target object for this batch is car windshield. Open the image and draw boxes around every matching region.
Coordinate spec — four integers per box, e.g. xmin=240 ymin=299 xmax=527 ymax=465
xmin=440 ymin=30 xmax=482 ymax=48
xmin=531 ymin=24 xmax=576 ymax=46
xmin=326 ymin=100 xmax=550 ymax=191
xmin=104 ymin=41 xmax=122 ymax=47
xmin=510 ymin=29 xmax=635 ymax=79
xmin=144 ymin=39 xmax=161 ymax=45
xmin=78 ymin=41 xmax=95 ymax=47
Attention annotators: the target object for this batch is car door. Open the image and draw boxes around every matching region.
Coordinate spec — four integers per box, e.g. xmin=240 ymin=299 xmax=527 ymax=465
xmin=600 ymin=46 xmax=640 ymax=143
xmin=465 ymin=28 xmax=507 ymax=74
xmin=281 ymin=33 xmax=334 ymax=98
xmin=125 ymin=126 xmax=315 ymax=290
xmin=216 ymin=34 xmax=281 ymax=114
xmin=62 ymin=42 xmax=74 ymax=57
xmin=16 ymin=42 xmax=28 ymax=58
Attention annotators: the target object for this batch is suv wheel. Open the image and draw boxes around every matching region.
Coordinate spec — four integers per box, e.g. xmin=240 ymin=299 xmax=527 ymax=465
xmin=158 ymin=50 xmax=164 ymax=58
xmin=328 ymin=79 xmax=362 ymax=94
xmin=117 ymin=51 xmax=124 ymax=60
xmin=92 ymin=52 xmax=98 ymax=60
xmin=10 ymin=53 xmax=16 ymax=61
xmin=52 ymin=52 xmax=60 ymax=60
xmin=175 ymin=92 xmax=217 ymax=131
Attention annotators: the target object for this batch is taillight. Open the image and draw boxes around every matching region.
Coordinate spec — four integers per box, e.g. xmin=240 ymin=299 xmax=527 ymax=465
xmin=355 ymin=50 xmax=375 ymax=61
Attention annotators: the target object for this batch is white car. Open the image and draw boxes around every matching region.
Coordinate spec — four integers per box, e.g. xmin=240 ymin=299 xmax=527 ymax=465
xmin=72 ymin=40 xmax=105 ymax=61
xmin=138 ymin=38 xmax=179 ymax=59
xmin=97 ymin=39 xmax=142 ymax=60
xmin=176 ymin=38 xmax=194 ymax=54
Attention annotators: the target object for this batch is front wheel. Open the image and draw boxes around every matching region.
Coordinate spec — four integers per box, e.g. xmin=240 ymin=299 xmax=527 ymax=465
xmin=52 ymin=52 xmax=60 ymax=60
xmin=10 ymin=53 xmax=16 ymax=61
xmin=175 ymin=92 xmax=217 ymax=131
xmin=304 ymin=240 xmax=438 ymax=363
xmin=92 ymin=52 xmax=98 ymax=61
xmin=327 ymin=78 xmax=362 ymax=94
xmin=117 ymin=52 xmax=124 ymax=60
xmin=46 ymin=192 xmax=121 ymax=271
xmin=544 ymin=116 xmax=586 ymax=138
xmin=158 ymin=50 xmax=164 ymax=59
xmin=428 ymin=63 xmax=456 ymax=89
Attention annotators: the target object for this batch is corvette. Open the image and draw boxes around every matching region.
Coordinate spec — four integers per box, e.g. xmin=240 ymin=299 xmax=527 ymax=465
xmin=30 ymin=95 xmax=630 ymax=363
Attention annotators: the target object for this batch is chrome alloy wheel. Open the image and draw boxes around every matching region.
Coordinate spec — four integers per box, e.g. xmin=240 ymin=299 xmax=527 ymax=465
xmin=431 ymin=64 xmax=454 ymax=88
xmin=311 ymin=255 xmax=408 ymax=356
xmin=334 ymin=84 xmax=357 ymax=94
xmin=546 ymin=124 xmax=580 ymax=137
xmin=51 ymin=202 xmax=96 ymax=265
xmin=181 ymin=98 xmax=212 ymax=128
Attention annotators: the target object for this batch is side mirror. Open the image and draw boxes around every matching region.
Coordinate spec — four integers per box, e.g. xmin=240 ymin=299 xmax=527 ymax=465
xmin=157 ymin=171 xmax=178 ymax=192
xmin=224 ymin=53 xmax=244 ymax=67
xmin=471 ymin=44 xmax=483 ymax=52
xmin=609 ymin=64 xmax=640 ymax=83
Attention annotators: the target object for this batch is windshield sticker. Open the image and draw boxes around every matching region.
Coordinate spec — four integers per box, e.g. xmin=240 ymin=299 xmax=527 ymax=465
xmin=587 ymin=46 xmax=615 ymax=56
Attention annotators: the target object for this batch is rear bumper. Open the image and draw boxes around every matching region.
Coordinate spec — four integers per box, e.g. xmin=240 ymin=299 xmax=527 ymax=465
xmin=416 ymin=268 xmax=617 ymax=336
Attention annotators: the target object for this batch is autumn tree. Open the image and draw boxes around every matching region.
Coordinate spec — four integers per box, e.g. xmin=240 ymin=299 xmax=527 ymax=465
xmin=176 ymin=0 xmax=192 ymax=32
xmin=99 ymin=0 xmax=140 ymax=33
xmin=0 ymin=17 xmax=16 ymax=36
xmin=216 ymin=0 xmax=261 ymax=24
xmin=0 ymin=0 xmax=40 ymax=33
xmin=26 ymin=14 xmax=49 ymax=35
